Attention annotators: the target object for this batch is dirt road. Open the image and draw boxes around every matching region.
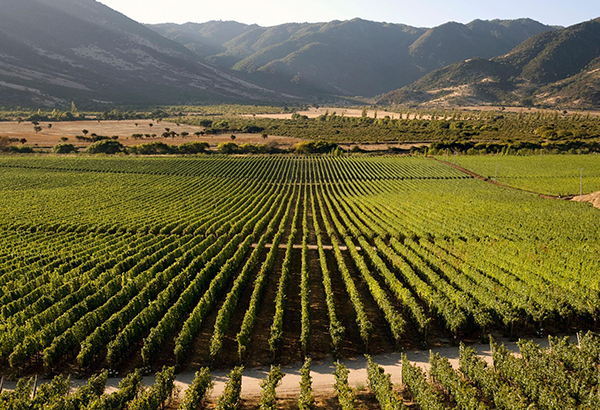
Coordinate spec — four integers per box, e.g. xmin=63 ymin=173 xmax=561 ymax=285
xmin=572 ymin=191 xmax=600 ymax=209
xmin=0 ymin=335 xmax=576 ymax=401
xmin=95 ymin=334 xmax=573 ymax=399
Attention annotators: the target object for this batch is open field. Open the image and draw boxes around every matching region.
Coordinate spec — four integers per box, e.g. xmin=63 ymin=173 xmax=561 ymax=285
xmin=242 ymin=107 xmax=404 ymax=120
xmin=0 ymin=120 xmax=303 ymax=149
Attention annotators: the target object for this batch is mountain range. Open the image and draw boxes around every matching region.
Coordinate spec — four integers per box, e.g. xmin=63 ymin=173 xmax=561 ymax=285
xmin=378 ymin=18 xmax=600 ymax=109
xmin=150 ymin=18 xmax=556 ymax=98
xmin=0 ymin=0 xmax=282 ymax=107
xmin=0 ymin=0 xmax=597 ymax=109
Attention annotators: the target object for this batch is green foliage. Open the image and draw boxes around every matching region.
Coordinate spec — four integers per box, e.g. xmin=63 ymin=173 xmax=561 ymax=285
xmin=454 ymin=154 xmax=600 ymax=196
xmin=178 ymin=141 xmax=210 ymax=154
xmin=236 ymin=185 xmax=296 ymax=360
xmin=430 ymin=351 xmax=488 ymax=410
xmin=87 ymin=140 xmax=124 ymax=154
xmin=178 ymin=109 xmax=600 ymax=147
xmin=52 ymin=143 xmax=78 ymax=154
xmin=366 ymin=356 xmax=405 ymax=410
xmin=334 ymin=362 xmax=355 ymax=410
xmin=298 ymin=357 xmax=315 ymax=410
xmin=217 ymin=142 xmax=239 ymax=154
xmin=86 ymin=370 xmax=143 ymax=410
xmin=178 ymin=368 xmax=213 ymax=410
xmin=0 ymin=154 xmax=600 ymax=383
xmin=215 ymin=366 xmax=244 ymax=410
xmin=128 ymin=142 xmax=177 ymax=155
xmin=294 ymin=140 xmax=340 ymax=154
xmin=216 ymin=142 xmax=278 ymax=154
xmin=128 ymin=366 xmax=176 ymax=410
xmin=269 ymin=186 xmax=301 ymax=356
xmin=258 ymin=365 xmax=284 ymax=410
xmin=401 ymin=355 xmax=446 ymax=410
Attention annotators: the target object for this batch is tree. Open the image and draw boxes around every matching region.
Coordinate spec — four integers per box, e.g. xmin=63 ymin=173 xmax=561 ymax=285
xmin=60 ymin=137 xmax=68 ymax=142
xmin=20 ymin=138 xmax=27 ymax=144
xmin=52 ymin=143 xmax=77 ymax=154
xmin=179 ymin=141 xmax=209 ymax=154
xmin=230 ymin=135 xmax=236 ymax=141
xmin=82 ymin=129 xmax=89 ymax=136
xmin=87 ymin=140 xmax=124 ymax=154
xmin=217 ymin=142 xmax=238 ymax=154
xmin=0 ymin=136 xmax=11 ymax=151
xmin=34 ymin=126 xmax=42 ymax=134
xmin=47 ymin=124 xmax=53 ymax=129
xmin=129 ymin=142 xmax=176 ymax=155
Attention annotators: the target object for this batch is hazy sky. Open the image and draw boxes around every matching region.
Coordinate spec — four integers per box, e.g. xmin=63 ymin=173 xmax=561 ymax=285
xmin=98 ymin=0 xmax=600 ymax=27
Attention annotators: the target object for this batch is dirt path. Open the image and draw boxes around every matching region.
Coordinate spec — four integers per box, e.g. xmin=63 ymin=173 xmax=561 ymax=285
xmin=572 ymin=191 xmax=600 ymax=209
xmin=101 ymin=334 xmax=572 ymax=400
xmin=433 ymin=157 xmax=568 ymax=200
xmin=0 ymin=336 xmax=577 ymax=400
xmin=438 ymin=157 xmax=600 ymax=210
xmin=241 ymin=107 xmax=403 ymax=121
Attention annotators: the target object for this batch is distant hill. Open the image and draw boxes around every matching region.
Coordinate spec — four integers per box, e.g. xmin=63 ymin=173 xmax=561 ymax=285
xmin=150 ymin=18 xmax=556 ymax=98
xmin=378 ymin=18 xmax=600 ymax=109
xmin=0 ymin=0 xmax=282 ymax=107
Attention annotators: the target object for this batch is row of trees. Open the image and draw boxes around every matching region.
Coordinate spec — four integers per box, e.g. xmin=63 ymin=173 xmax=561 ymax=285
xmin=179 ymin=108 xmax=600 ymax=146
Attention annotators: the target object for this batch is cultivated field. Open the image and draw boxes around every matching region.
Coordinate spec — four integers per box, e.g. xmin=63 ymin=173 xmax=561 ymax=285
xmin=1 ymin=155 xmax=600 ymax=408
xmin=450 ymin=154 xmax=600 ymax=196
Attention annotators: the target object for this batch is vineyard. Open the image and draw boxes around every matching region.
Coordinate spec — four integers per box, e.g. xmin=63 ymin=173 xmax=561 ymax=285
xmin=2 ymin=334 xmax=600 ymax=409
xmin=1 ymin=154 xmax=600 ymax=406
xmin=449 ymin=154 xmax=600 ymax=196
xmin=1 ymin=155 xmax=600 ymax=374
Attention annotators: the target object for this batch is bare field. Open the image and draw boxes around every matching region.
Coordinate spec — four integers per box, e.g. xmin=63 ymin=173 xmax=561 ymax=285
xmin=0 ymin=120 xmax=303 ymax=148
xmin=243 ymin=107 xmax=405 ymax=120
xmin=572 ymin=191 xmax=600 ymax=209
xmin=0 ymin=119 xmax=429 ymax=151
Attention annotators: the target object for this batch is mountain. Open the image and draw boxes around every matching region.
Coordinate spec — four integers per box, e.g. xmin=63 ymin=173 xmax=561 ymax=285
xmin=149 ymin=21 xmax=253 ymax=58
xmin=0 ymin=0 xmax=282 ymax=107
xmin=409 ymin=18 xmax=555 ymax=72
xmin=378 ymin=18 xmax=600 ymax=109
xmin=150 ymin=18 xmax=556 ymax=98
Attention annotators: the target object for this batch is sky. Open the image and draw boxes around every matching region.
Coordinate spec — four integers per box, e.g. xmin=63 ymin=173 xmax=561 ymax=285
xmin=97 ymin=0 xmax=600 ymax=27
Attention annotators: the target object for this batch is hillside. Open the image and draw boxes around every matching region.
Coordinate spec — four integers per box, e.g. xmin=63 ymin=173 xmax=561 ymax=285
xmin=0 ymin=0 xmax=281 ymax=107
xmin=150 ymin=18 xmax=555 ymax=97
xmin=379 ymin=18 xmax=600 ymax=108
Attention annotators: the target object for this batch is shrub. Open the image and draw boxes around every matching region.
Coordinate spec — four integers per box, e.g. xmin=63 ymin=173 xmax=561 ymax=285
xmin=52 ymin=143 xmax=78 ymax=154
xmin=217 ymin=142 xmax=239 ymax=154
xmin=179 ymin=141 xmax=209 ymax=154
xmin=294 ymin=140 xmax=339 ymax=154
xmin=128 ymin=142 xmax=177 ymax=155
xmin=87 ymin=140 xmax=124 ymax=154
